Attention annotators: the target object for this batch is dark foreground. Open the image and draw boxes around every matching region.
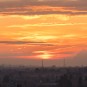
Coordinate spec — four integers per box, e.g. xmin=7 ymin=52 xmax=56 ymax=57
xmin=0 ymin=66 xmax=87 ymax=87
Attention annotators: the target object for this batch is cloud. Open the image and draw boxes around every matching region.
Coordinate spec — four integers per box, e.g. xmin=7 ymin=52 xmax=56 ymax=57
xmin=0 ymin=0 xmax=87 ymax=15
xmin=74 ymin=50 xmax=87 ymax=59
xmin=68 ymin=50 xmax=87 ymax=66
xmin=0 ymin=41 xmax=42 ymax=44
xmin=58 ymin=51 xmax=75 ymax=54
xmin=8 ymin=23 xmax=87 ymax=28
xmin=0 ymin=41 xmax=43 ymax=45
xmin=0 ymin=0 xmax=17 ymax=2
xmin=0 ymin=40 xmax=54 ymax=46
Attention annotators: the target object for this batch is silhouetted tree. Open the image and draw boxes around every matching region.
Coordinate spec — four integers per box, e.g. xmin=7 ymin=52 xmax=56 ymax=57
xmin=0 ymin=84 xmax=1 ymax=87
xmin=17 ymin=84 xmax=22 ymax=87
xmin=78 ymin=76 xmax=84 ymax=87
xmin=58 ymin=74 xmax=72 ymax=87
xmin=2 ymin=75 xmax=10 ymax=83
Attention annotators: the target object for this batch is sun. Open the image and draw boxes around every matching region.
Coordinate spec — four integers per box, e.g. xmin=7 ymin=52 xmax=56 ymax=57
xmin=40 ymin=53 xmax=52 ymax=59
xmin=36 ymin=51 xmax=52 ymax=59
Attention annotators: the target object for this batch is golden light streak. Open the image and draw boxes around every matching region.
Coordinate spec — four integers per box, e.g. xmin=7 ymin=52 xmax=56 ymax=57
xmin=17 ymin=34 xmax=57 ymax=42
xmin=36 ymin=51 xmax=53 ymax=59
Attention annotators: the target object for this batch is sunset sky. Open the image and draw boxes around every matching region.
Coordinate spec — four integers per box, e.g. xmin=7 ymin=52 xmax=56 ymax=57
xmin=0 ymin=0 xmax=87 ymax=66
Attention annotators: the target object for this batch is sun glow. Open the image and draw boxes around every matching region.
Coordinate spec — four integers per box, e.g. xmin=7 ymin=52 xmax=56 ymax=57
xmin=36 ymin=51 xmax=53 ymax=59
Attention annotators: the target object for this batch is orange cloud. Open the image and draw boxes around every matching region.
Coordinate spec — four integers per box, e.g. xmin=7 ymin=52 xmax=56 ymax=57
xmin=0 ymin=12 xmax=87 ymax=60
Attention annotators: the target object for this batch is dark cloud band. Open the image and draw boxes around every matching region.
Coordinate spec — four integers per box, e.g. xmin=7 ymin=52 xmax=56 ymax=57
xmin=0 ymin=41 xmax=54 ymax=46
xmin=0 ymin=0 xmax=87 ymax=15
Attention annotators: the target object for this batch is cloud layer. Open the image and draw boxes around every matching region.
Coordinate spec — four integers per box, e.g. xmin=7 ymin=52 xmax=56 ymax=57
xmin=0 ymin=0 xmax=87 ymax=15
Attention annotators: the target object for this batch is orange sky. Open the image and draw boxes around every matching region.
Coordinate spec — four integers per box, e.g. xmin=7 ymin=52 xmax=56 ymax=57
xmin=0 ymin=0 xmax=87 ymax=64
xmin=0 ymin=14 xmax=87 ymax=60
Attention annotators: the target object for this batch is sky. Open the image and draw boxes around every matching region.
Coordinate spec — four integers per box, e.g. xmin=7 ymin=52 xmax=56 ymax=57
xmin=0 ymin=0 xmax=87 ymax=66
